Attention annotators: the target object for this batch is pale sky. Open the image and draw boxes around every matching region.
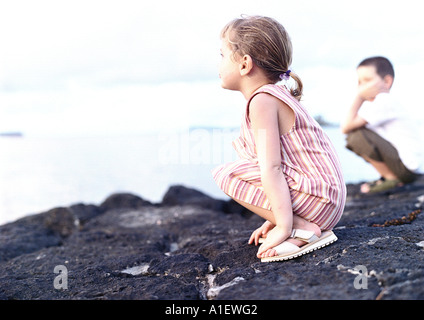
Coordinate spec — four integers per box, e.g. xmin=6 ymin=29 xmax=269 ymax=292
xmin=1 ymin=0 xmax=423 ymax=136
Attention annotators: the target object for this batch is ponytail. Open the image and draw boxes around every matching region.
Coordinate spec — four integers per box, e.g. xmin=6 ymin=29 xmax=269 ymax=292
xmin=288 ymin=71 xmax=303 ymax=101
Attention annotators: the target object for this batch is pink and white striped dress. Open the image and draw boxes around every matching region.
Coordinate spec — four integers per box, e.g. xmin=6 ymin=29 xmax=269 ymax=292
xmin=212 ymin=84 xmax=346 ymax=230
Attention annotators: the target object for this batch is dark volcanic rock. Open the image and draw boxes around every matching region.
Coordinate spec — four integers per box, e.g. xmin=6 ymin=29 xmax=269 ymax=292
xmin=161 ymin=185 xmax=226 ymax=212
xmin=43 ymin=207 xmax=78 ymax=237
xmin=1 ymin=178 xmax=424 ymax=300
xmin=99 ymin=192 xmax=152 ymax=212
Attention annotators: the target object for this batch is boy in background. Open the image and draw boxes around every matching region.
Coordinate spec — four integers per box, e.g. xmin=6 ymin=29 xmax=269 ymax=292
xmin=341 ymin=56 xmax=422 ymax=193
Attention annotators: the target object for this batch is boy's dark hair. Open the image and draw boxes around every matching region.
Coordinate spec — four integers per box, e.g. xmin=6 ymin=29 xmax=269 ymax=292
xmin=358 ymin=56 xmax=395 ymax=79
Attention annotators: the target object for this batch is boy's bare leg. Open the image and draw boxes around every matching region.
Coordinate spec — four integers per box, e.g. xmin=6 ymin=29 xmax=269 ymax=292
xmin=361 ymin=156 xmax=399 ymax=193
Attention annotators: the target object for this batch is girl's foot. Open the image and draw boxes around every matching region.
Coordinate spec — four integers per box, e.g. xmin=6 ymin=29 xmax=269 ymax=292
xmin=258 ymin=216 xmax=321 ymax=258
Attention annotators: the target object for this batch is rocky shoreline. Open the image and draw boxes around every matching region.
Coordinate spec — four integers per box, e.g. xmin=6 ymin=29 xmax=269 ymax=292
xmin=1 ymin=177 xmax=424 ymax=300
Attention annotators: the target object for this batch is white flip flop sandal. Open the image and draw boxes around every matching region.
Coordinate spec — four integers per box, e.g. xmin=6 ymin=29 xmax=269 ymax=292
xmin=261 ymin=229 xmax=338 ymax=262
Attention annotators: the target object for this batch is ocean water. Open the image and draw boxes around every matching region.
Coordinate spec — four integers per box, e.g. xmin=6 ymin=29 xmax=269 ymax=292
xmin=0 ymin=127 xmax=378 ymax=226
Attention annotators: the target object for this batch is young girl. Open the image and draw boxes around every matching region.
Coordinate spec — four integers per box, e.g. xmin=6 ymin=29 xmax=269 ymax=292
xmin=212 ymin=16 xmax=346 ymax=262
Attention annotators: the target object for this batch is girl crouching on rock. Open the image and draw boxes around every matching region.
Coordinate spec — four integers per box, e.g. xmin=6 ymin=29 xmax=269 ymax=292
xmin=212 ymin=16 xmax=346 ymax=262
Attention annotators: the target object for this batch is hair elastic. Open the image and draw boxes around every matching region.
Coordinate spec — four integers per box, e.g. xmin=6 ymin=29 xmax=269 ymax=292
xmin=279 ymin=70 xmax=291 ymax=81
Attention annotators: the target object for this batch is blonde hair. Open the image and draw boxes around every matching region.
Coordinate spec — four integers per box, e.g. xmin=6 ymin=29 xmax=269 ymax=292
xmin=221 ymin=15 xmax=303 ymax=100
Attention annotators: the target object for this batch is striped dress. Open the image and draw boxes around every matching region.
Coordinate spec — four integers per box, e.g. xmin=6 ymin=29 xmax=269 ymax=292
xmin=212 ymin=84 xmax=346 ymax=230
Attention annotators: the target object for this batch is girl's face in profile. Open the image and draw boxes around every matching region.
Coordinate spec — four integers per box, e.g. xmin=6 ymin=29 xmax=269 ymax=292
xmin=218 ymin=39 xmax=241 ymax=91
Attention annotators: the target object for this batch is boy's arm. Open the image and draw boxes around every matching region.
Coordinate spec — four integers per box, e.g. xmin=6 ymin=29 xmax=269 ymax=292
xmin=341 ymin=76 xmax=386 ymax=134
xmin=340 ymin=94 xmax=368 ymax=134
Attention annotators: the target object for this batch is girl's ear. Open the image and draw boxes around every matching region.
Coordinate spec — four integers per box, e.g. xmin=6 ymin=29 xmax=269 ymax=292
xmin=239 ymin=54 xmax=254 ymax=76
